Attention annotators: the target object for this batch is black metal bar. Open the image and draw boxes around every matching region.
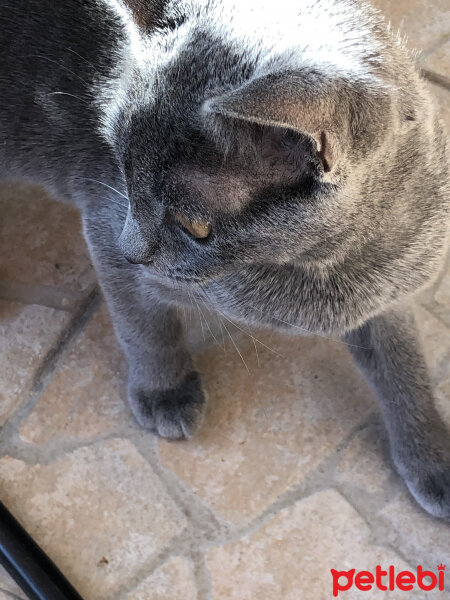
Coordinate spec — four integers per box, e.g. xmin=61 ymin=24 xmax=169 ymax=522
xmin=0 ymin=501 xmax=86 ymax=600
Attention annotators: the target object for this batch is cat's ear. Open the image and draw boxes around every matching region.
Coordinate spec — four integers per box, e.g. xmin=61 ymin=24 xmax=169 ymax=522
xmin=202 ymin=70 xmax=391 ymax=173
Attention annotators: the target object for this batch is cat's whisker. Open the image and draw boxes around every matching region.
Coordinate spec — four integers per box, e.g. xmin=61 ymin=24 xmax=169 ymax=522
xmin=218 ymin=318 xmax=227 ymax=351
xmin=192 ymin=290 xmax=222 ymax=350
xmin=221 ymin=320 xmax=250 ymax=373
xmin=211 ymin=314 xmax=227 ymax=352
xmin=211 ymin=309 xmax=227 ymax=351
xmin=188 ymin=289 xmax=206 ymax=342
xmin=271 ymin=313 xmax=373 ymax=351
xmin=180 ymin=294 xmax=188 ymax=332
xmin=79 ymin=178 xmax=129 ymax=202
xmin=198 ymin=287 xmax=282 ymax=358
xmin=187 ymin=290 xmax=193 ymax=326
xmin=175 ymin=282 xmax=188 ymax=331
xmin=231 ymin=297 xmax=372 ymax=351
xmin=198 ymin=288 xmax=226 ymax=350
xmin=186 ymin=288 xmax=195 ymax=322
xmin=217 ymin=308 xmax=281 ymax=360
xmin=190 ymin=289 xmax=206 ymax=342
xmin=199 ymin=279 xmax=371 ymax=352
xmin=43 ymin=91 xmax=90 ymax=105
xmin=66 ymin=47 xmax=97 ymax=71
xmin=248 ymin=324 xmax=260 ymax=367
xmin=28 ymin=54 xmax=90 ymax=86
xmin=109 ymin=198 xmax=128 ymax=211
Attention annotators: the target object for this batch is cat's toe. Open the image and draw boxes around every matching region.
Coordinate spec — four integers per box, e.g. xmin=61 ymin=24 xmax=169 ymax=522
xmin=128 ymin=371 xmax=206 ymax=439
xmin=406 ymin=465 xmax=450 ymax=520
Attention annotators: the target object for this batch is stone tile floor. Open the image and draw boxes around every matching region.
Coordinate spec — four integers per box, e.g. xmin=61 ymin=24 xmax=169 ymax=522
xmin=0 ymin=2 xmax=449 ymax=599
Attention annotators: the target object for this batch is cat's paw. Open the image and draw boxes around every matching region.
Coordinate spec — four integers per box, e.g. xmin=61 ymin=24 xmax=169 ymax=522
xmin=403 ymin=463 xmax=450 ymax=520
xmin=128 ymin=371 xmax=206 ymax=439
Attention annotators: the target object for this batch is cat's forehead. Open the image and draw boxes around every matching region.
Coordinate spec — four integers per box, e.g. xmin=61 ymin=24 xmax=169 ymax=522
xmin=171 ymin=167 xmax=254 ymax=213
xmin=167 ymin=133 xmax=308 ymax=215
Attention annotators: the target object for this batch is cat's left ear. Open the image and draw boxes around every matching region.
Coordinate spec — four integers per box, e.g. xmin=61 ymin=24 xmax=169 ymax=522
xmin=202 ymin=70 xmax=392 ymax=174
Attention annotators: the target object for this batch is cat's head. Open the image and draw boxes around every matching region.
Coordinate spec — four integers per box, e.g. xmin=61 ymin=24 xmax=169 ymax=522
xmin=100 ymin=0 xmax=397 ymax=283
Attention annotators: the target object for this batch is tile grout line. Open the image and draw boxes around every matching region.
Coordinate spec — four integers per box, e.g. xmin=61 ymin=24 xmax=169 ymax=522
xmin=420 ymin=298 xmax=450 ymax=330
xmin=109 ymin=533 xmax=197 ymax=600
xmin=422 ymin=68 xmax=450 ymax=91
xmin=334 ymin=473 xmax=450 ymax=583
xmin=0 ymin=431 xmax=122 ymax=466
xmin=245 ymin=415 xmax=379 ymax=543
xmin=91 ymin=428 xmax=219 ymax=600
xmin=128 ymin=428 xmax=227 ymax=542
xmin=0 ymin=279 xmax=87 ymax=312
xmin=0 ymin=286 xmax=101 ymax=453
xmin=333 ymin=484 xmax=421 ymax=570
xmin=32 ymin=286 xmax=101 ymax=386
xmin=332 ymin=465 xmax=449 ymax=590
xmin=191 ymin=552 xmax=213 ymax=600
xmin=107 ymin=413 xmax=382 ymax=599
xmin=160 ymin=412 xmax=381 ymax=550
xmin=2 ymin=424 xmax=217 ymax=600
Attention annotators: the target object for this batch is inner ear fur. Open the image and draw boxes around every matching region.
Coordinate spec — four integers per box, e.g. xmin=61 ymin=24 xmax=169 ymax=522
xmin=203 ymin=69 xmax=392 ymax=173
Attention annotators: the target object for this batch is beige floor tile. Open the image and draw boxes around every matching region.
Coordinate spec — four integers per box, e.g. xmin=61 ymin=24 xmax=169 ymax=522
xmin=20 ymin=304 xmax=128 ymax=444
xmin=369 ymin=0 xmax=450 ymax=51
xmin=123 ymin=558 xmax=197 ymax=600
xmin=0 ymin=440 xmax=187 ymax=600
xmin=0 ymin=301 xmax=69 ymax=426
xmin=206 ymin=489 xmax=425 ymax=600
xmin=159 ymin=332 xmax=375 ymax=525
xmin=379 ymin=491 xmax=450 ymax=570
xmin=0 ymin=182 xmax=95 ymax=295
xmin=336 ymin=424 xmax=393 ymax=495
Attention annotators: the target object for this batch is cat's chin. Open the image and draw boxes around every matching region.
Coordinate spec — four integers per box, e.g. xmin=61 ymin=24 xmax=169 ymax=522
xmin=138 ymin=268 xmax=208 ymax=309
xmin=142 ymin=266 xmax=207 ymax=285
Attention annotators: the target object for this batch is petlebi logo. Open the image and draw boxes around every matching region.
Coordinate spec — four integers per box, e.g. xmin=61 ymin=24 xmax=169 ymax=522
xmin=331 ymin=564 xmax=446 ymax=597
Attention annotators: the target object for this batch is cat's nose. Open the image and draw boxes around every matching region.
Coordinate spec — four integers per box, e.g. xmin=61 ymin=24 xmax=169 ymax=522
xmin=119 ymin=211 xmax=158 ymax=265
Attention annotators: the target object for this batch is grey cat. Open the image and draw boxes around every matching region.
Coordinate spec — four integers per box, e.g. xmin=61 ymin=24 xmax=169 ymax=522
xmin=1 ymin=0 xmax=449 ymax=519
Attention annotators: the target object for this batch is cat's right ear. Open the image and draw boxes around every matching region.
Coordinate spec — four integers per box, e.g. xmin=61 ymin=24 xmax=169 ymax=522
xmin=202 ymin=70 xmax=392 ymax=174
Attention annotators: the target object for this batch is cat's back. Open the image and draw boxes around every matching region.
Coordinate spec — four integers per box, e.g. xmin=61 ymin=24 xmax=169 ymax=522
xmin=172 ymin=0 xmax=392 ymax=70
xmin=0 ymin=0 xmax=122 ymax=183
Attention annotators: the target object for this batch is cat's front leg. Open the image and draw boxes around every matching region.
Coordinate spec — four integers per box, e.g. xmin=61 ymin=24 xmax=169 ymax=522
xmin=82 ymin=206 xmax=205 ymax=439
xmin=345 ymin=308 xmax=450 ymax=519
xmin=122 ymin=300 xmax=205 ymax=440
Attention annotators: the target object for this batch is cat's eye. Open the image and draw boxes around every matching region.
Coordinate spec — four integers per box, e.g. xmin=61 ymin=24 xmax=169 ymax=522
xmin=175 ymin=214 xmax=212 ymax=240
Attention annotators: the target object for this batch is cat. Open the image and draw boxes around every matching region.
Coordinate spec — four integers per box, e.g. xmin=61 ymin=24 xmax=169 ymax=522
xmin=1 ymin=0 xmax=449 ymax=520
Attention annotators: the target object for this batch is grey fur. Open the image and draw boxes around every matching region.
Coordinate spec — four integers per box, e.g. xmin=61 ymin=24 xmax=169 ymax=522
xmin=1 ymin=0 xmax=449 ymax=518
